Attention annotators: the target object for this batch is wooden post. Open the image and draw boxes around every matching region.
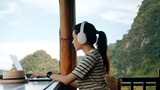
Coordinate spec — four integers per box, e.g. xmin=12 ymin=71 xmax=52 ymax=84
xmin=59 ymin=0 xmax=76 ymax=90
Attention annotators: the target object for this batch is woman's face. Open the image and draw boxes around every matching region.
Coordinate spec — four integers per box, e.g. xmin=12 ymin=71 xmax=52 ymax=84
xmin=72 ymin=30 xmax=83 ymax=51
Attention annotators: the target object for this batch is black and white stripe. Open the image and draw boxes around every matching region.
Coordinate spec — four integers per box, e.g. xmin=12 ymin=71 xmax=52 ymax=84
xmin=72 ymin=49 xmax=110 ymax=90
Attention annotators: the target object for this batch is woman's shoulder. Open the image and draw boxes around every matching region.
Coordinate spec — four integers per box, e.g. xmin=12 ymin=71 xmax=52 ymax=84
xmin=87 ymin=49 xmax=100 ymax=56
xmin=84 ymin=49 xmax=101 ymax=60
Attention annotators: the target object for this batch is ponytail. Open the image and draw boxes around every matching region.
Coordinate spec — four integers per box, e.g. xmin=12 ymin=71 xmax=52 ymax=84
xmin=96 ymin=31 xmax=110 ymax=74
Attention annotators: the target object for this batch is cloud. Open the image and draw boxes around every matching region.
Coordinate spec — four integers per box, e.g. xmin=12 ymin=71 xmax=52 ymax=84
xmin=0 ymin=2 xmax=18 ymax=19
xmin=99 ymin=0 xmax=141 ymax=24
xmin=19 ymin=0 xmax=59 ymax=14
xmin=76 ymin=0 xmax=103 ymax=17
xmin=0 ymin=41 xmax=59 ymax=59
xmin=76 ymin=0 xmax=142 ymax=25
xmin=100 ymin=10 xmax=135 ymax=24
xmin=0 ymin=0 xmax=59 ymax=19
xmin=9 ymin=20 xmax=22 ymax=27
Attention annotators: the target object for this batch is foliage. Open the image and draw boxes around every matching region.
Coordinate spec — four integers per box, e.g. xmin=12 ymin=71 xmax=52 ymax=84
xmin=12 ymin=49 xmax=59 ymax=74
xmin=108 ymin=0 xmax=160 ymax=78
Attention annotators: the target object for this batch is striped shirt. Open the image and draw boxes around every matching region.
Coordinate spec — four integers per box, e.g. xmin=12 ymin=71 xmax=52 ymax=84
xmin=72 ymin=49 xmax=110 ymax=90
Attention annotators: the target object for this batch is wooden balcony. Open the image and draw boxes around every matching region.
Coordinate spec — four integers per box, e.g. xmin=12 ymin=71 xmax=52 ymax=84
xmin=121 ymin=77 xmax=160 ymax=90
xmin=119 ymin=69 xmax=160 ymax=90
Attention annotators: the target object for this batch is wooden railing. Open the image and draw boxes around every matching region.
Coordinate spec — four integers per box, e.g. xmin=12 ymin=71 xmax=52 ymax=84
xmin=120 ymin=69 xmax=160 ymax=90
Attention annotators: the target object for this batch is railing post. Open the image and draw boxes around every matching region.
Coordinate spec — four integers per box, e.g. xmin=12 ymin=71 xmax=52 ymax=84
xmin=131 ymin=81 xmax=133 ymax=90
xmin=143 ymin=81 xmax=146 ymax=90
xmin=157 ymin=69 xmax=160 ymax=90
xmin=158 ymin=69 xmax=160 ymax=77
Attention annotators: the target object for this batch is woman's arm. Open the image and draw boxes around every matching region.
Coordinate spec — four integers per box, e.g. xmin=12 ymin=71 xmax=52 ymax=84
xmin=50 ymin=73 xmax=78 ymax=87
xmin=30 ymin=72 xmax=78 ymax=88
xmin=29 ymin=72 xmax=47 ymax=78
xmin=30 ymin=72 xmax=77 ymax=87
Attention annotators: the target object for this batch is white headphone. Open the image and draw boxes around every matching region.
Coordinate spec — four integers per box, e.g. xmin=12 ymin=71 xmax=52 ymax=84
xmin=77 ymin=21 xmax=87 ymax=44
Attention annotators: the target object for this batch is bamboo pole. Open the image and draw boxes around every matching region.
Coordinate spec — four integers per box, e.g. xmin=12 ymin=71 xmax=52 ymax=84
xmin=59 ymin=0 xmax=76 ymax=89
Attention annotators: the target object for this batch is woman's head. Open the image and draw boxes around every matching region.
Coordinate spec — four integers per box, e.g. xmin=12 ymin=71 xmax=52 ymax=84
xmin=72 ymin=21 xmax=98 ymax=45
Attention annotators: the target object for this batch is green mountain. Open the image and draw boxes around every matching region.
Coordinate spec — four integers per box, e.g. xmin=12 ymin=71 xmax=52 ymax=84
xmin=108 ymin=0 xmax=160 ymax=77
xmin=12 ymin=50 xmax=59 ymax=74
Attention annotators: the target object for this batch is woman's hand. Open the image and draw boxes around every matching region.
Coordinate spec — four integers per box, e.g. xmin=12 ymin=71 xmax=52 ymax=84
xmin=29 ymin=72 xmax=46 ymax=78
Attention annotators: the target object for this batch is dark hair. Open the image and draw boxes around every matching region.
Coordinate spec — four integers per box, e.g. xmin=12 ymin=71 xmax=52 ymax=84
xmin=73 ymin=21 xmax=110 ymax=74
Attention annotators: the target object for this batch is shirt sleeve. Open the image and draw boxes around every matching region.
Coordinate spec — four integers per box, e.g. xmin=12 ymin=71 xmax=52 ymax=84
xmin=72 ymin=54 xmax=96 ymax=79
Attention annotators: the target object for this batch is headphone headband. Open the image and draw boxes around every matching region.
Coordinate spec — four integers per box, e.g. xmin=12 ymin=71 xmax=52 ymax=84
xmin=77 ymin=21 xmax=87 ymax=44
xmin=80 ymin=21 xmax=87 ymax=33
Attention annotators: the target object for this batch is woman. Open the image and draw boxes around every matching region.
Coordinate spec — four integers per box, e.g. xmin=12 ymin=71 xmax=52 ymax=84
xmin=30 ymin=21 xmax=110 ymax=90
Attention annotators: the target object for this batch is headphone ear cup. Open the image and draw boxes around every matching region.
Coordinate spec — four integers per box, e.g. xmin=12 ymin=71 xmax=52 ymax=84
xmin=77 ymin=32 xmax=87 ymax=44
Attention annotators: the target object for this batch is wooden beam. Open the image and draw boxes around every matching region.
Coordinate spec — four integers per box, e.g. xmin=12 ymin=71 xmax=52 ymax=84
xmin=59 ymin=0 xmax=76 ymax=86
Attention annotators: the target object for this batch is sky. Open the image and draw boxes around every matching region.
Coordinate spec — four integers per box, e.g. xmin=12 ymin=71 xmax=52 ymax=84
xmin=0 ymin=0 xmax=143 ymax=70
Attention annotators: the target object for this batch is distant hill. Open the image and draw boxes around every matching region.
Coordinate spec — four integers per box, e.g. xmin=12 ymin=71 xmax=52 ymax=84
xmin=0 ymin=69 xmax=4 ymax=74
xmin=108 ymin=0 xmax=160 ymax=77
xmin=12 ymin=50 xmax=59 ymax=74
